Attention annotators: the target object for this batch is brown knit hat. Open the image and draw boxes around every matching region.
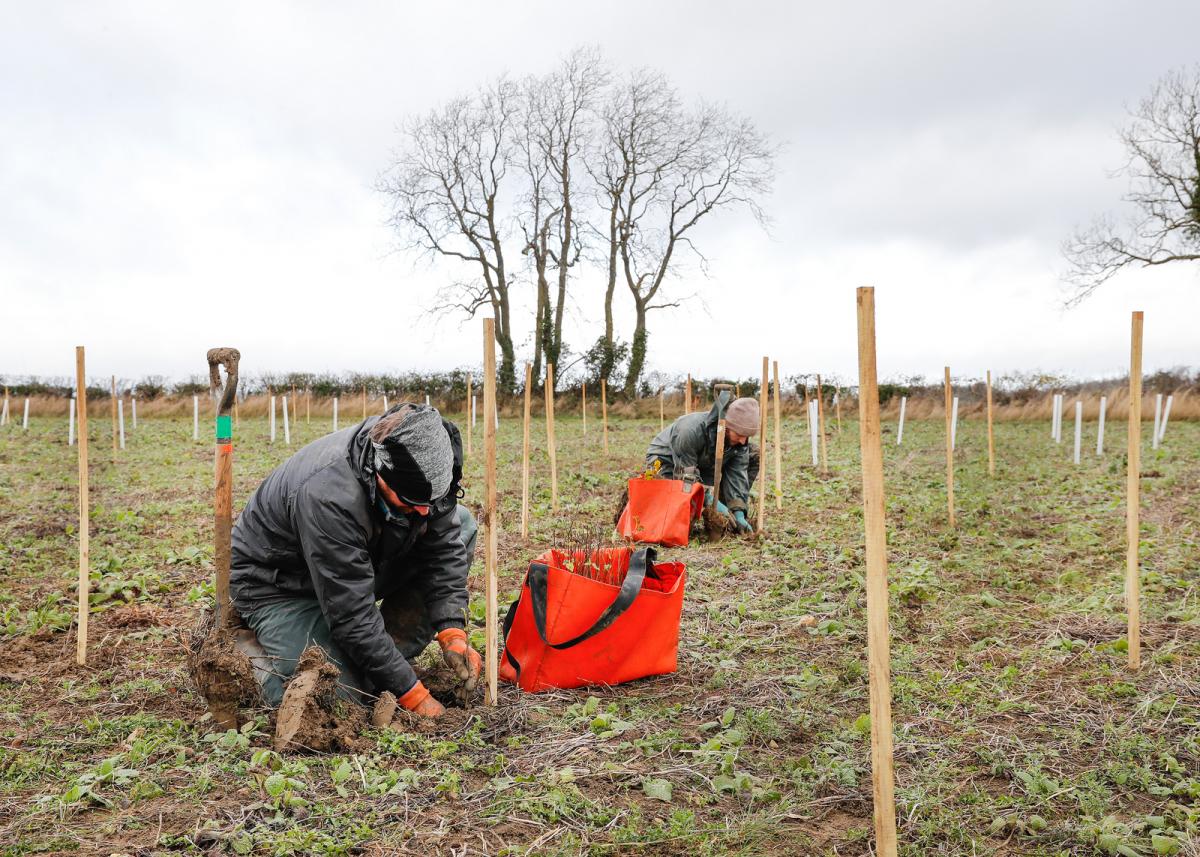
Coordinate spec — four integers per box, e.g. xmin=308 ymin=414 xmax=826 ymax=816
xmin=724 ymin=398 xmax=760 ymax=436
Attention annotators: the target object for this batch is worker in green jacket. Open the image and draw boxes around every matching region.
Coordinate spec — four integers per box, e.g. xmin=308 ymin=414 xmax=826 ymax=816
xmin=644 ymin=391 xmax=760 ymax=533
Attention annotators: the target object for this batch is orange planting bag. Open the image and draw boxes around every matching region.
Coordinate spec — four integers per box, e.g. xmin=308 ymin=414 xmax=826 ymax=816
xmin=499 ymin=546 xmax=686 ymax=692
xmin=616 ymin=478 xmax=705 ymax=547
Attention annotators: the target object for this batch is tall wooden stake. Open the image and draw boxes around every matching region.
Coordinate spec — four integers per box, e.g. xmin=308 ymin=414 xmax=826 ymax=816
xmin=712 ymin=419 xmax=727 ymax=508
xmin=582 ymin=382 xmax=587 ymax=435
xmin=1127 ymin=311 xmax=1143 ymax=671
xmin=685 ymin=374 xmax=692 ymax=414
xmin=816 ymin=374 xmax=828 ymax=473
xmin=758 ymin=357 xmax=769 ymax=533
xmin=207 ymin=349 xmax=240 ymax=637
xmin=773 ymin=360 xmax=783 ymax=511
xmin=545 ymin=364 xmax=558 ymax=512
xmin=110 ymin=375 xmax=118 ymax=453
xmin=944 ymin=367 xmax=955 ymax=528
xmin=75 ymin=347 xmax=90 ymax=665
xmin=482 ymin=319 xmax=499 ymax=705
xmin=855 ymin=287 xmax=899 ymax=857
xmin=521 ymin=363 xmax=532 ymax=540
xmin=601 ymin=378 xmax=609 ymax=454
xmin=986 ymin=370 xmax=995 ymax=476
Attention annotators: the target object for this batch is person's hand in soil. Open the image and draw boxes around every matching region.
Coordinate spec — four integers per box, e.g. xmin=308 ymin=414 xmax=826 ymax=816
xmin=733 ymin=510 xmax=754 ymax=535
xmin=398 ymin=681 xmax=446 ymax=718
xmin=436 ymin=628 xmax=482 ymax=692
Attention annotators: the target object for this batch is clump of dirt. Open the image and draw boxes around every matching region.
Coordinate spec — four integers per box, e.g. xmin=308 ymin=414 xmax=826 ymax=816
xmin=702 ymin=507 xmax=736 ymax=541
xmin=187 ymin=616 xmax=258 ymax=731
xmin=416 ymin=662 xmax=481 ymax=710
xmin=612 ymin=485 xmax=630 ymax=527
xmin=370 ymin=691 xmax=398 ymax=727
xmin=274 ymin=646 xmax=366 ymax=752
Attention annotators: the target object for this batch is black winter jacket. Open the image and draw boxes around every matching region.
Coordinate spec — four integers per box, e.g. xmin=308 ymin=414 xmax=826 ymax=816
xmin=230 ymin=413 xmax=468 ymax=696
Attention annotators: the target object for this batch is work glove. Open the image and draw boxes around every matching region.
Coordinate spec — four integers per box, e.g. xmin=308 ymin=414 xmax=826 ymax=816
xmin=733 ymin=510 xmax=754 ymax=534
xmin=703 ymin=487 xmax=731 ymax=516
xmin=436 ymin=627 xmax=483 ymax=692
xmin=398 ymin=681 xmax=445 ymax=718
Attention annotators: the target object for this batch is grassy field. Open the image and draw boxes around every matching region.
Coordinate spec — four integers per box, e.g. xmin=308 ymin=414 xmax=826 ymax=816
xmin=1 ymin=409 xmax=1198 ymax=856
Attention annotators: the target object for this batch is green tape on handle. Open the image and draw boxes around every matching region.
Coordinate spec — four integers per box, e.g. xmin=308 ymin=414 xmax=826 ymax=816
xmin=216 ymin=414 xmax=232 ymax=446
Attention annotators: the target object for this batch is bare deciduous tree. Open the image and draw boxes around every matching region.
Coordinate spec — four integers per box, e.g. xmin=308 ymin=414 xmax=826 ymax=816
xmin=592 ymin=71 xmax=776 ymax=395
xmin=379 ymin=80 xmax=520 ymax=391
xmin=519 ymin=48 xmax=607 ymax=388
xmin=1064 ymin=65 xmax=1200 ymax=303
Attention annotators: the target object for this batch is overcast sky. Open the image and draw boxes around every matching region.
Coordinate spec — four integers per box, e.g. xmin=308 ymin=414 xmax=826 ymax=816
xmin=3 ymin=0 xmax=1198 ymax=388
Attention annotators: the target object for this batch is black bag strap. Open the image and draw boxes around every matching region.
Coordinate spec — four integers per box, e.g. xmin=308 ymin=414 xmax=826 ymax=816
xmin=526 ymin=547 xmax=655 ymax=651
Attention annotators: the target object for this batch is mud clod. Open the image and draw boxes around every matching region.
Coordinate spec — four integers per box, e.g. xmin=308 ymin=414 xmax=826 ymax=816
xmin=370 ymin=691 xmax=398 ymax=727
xmin=273 ymin=646 xmax=366 ymax=752
xmin=188 ymin=624 xmax=258 ymax=731
xmin=702 ymin=506 xmax=736 ymax=541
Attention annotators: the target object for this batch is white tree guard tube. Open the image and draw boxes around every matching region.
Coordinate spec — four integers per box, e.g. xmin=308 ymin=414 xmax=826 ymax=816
xmin=1073 ymin=400 xmax=1082 ymax=464
xmin=950 ymin=396 xmax=959 ymax=450
xmin=897 ymin=396 xmax=907 ymax=446
xmin=1097 ymin=396 xmax=1106 ymax=456
xmin=1158 ymin=394 xmax=1173 ymax=444
xmin=68 ymin=395 xmax=76 ymax=446
xmin=118 ymin=400 xmax=125 ymax=449
xmin=1152 ymin=393 xmax=1162 ymax=450
xmin=282 ymin=395 xmax=291 ymax=445
xmin=333 ymin=397 xmax=339 ymax=432
xmin=131 ymin=397 xmax=137 ymax=430
xmin=22 ymin=398 xmax=30 ymax=430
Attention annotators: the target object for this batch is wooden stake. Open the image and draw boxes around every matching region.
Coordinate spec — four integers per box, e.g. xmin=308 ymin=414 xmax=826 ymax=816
xmin=110 ymin=375 xmax=118 ymax=453
xmin=306 ymin=387 xmax=311 ymax=424
xmin=758 ymin=356 xmax=769 ymax=533
xmin=1097 ymin=395 xmax=1107 ymax=456
xmin=685 ymin=374 xmax=692 ymax=414
xmin=854 ymin=287 xmax=899 ymax=857
xmin=816 ymin=374 xmax=828 ymax=473
xmin=1127 ymin=311 xmax=1143 ymax=671
xmin=808 ymin=400 xmax=820 ymax=466
xmin=712 ymin=419 xmax=727 ymax=508
xmin=75 ymin=347 xmax=90 ymax=665
xmin=944 ymin=366 xmax=955 ymax=529
xmin=601 ymin=378 xmax=609 ymax=454
xmin=482 ymin=319 xmax=499 ymax=705
xmin=773 ymin=360 xmax=782 ymax=511
xmin=545 ymin=363 xmax=558 ymax=512
xmin=986 ymin=370 xmax=995 ymax=476
xmin=207 ymin=349 xmax=240 ymax=641
xmin=521 ymin=363 xmax=532 ymax=540
xmin=582 ymin=381 xmax=587 ymax=435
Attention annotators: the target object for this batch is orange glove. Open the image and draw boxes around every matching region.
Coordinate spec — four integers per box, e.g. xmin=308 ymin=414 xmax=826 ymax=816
xmin=398 ymin=681 xmax=445 ymax=718
xmin=436 ymin=627 xmax=482 ymax=692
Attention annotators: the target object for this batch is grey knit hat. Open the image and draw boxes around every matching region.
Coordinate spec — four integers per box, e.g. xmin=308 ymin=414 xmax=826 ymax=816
xmin=724 ymin=398 xmax=760 ymax=436
xmin=370 ymin=405 xmax=453 ymax=504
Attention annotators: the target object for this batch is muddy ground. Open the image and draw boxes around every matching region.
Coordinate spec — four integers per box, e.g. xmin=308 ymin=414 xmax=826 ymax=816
xmin=1 ymin=413 xmax=1198 ymax=855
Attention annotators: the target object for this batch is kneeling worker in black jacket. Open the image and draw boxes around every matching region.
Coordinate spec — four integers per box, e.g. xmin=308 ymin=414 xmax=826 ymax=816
xmin=230 ymin=403 xmax=481 ymax=718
